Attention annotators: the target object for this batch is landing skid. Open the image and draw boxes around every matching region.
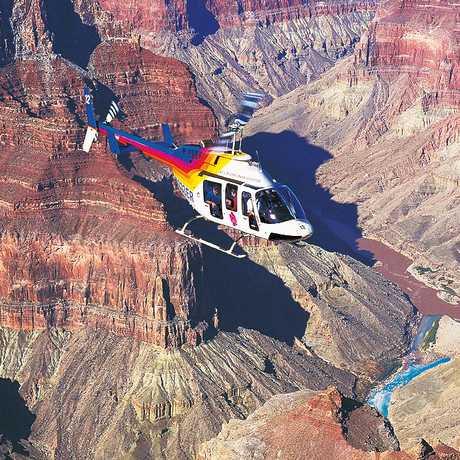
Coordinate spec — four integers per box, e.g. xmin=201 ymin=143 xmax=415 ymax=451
xmin=175 ymin=216 xmax=246 ymax=258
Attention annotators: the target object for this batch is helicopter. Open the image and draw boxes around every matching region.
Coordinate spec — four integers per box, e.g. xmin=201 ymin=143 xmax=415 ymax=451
xmin=82 ymin=86 xmax=313 ymax=258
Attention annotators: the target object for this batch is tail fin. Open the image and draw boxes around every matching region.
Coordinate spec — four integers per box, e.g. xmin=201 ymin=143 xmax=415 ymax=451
xmin=162 ymin=123 xmax=175 ymax=146
xmin=84 ymin=86 xmax=97 ymax=128
xmin=83 ymin=86 xmax=98 ymax=153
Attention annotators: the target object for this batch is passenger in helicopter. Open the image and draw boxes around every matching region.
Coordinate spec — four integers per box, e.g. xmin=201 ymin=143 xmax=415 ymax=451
xmin=225 ymin=184 xmax=238 ymax=211
xmin=242 ymin=191 xmax=258 ymax=231
xmin=204 ymin=181 xmax=223 ymax=219
xmin=256 ymin=188 xmax=292 ymax=224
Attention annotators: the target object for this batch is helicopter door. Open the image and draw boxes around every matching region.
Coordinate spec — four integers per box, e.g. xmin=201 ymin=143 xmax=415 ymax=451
xmin=241 ymin=191 xmax=259 ymax=232
xmin=203 ymin=180 xmax=223 ymax=220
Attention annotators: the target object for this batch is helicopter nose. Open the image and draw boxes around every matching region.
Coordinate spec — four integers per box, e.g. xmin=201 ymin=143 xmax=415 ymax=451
xmin=299 ymin=221 xmax=313 ymax=239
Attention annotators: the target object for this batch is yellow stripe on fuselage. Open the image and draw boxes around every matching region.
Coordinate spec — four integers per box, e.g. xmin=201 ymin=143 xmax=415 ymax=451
xmin=172 ymin=151 xmax=237 ymax=191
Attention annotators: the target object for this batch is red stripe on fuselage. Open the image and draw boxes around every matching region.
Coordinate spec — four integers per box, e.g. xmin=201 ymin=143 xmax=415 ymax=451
xmin=98 ymin=127 xmax=212 ymax=175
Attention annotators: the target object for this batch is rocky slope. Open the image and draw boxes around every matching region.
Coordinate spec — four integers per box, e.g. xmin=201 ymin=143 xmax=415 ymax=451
xmin=388 ymin=317 xmax=460 ymax=451
xmin=59 ymin=0 xmax=376 ymax=117
xmin=197 ymin=387 xmax=460 ymax=459
xmin=234 ymin=242 xmax=416 ymax=390
xmin=0 ymin=327 xmax=357 ymax=459
xmin=247 ymin=0 xmax=460 ymax=304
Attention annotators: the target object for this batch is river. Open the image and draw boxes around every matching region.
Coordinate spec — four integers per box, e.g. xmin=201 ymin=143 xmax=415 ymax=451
xmin=367 ymin=356 xmax=451 ymax=417
xmin=366 ymin=314 xmax=452 ymax=416
xmin=357 ymin=238 xmax=460 ymax=319
xmin=315 ymin=218 xmax=458 ymax=415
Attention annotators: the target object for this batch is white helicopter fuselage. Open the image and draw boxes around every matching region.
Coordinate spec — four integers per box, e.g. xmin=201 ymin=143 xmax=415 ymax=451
xmin=178 ymin=151 xmax=313 ymax=242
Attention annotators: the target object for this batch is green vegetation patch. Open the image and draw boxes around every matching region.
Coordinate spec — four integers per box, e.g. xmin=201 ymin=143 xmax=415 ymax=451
xmin=414 ymin=266 xmax=434 ymax=275
xmin=422 ymin=318 xmax=440 ymax=351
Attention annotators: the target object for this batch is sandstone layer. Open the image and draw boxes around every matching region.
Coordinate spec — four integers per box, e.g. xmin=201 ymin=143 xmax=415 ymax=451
xmin=0 ymin=42 xmax=217 ymax=349
xmin=247 ymin=0 xmax=460 ymax=304
xmin=197 ymin=387 xmax=460 ymax=460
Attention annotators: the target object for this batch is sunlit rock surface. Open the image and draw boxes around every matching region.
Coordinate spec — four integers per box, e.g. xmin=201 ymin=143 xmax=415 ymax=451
xmin=197 ymin=387 xmax=460 ymax=460
xmin=248 ymin=0 xmax=460 ymax=304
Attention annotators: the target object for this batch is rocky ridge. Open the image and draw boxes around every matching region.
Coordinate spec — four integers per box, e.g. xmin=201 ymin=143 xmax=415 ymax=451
xmin=0 ymin=327 xmax=357 ymax=459
xmin=238 ymin=242 xmax=416 ymax=388
xmin=247 ymin=0 xmax=460 ymax=304
xmin=197 ymin=386 xmax=460 ymax=459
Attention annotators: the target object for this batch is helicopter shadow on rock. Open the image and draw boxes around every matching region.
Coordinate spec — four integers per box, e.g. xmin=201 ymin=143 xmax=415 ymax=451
xmin=118 ymin=157 xmax=309 ymax=345
xmin=243 ymin=130 xmax=376 ymax=265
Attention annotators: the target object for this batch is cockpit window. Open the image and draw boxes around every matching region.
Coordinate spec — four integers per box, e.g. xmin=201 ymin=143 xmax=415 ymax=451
xmin=255 ymin=186 xmax=306 ymax=224
xmin=277 ymin=185 xmax=306 ymax=221
xmin=256 ymin=188 xmax=293 ymax=224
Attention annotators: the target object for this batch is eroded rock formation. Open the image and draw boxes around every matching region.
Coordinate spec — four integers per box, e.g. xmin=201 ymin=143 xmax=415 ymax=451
xmin=197 ymin=387 xmax=460 ymax=459
xmin=248 ymin=0 xmax=460 ymax=304
xmin=233 ymin=242 xmax=416 ymax=389
xmin=0 ymin=327 xmax=358 ymax=459
xmin=62 ymin=0 xmax=376 ymax=117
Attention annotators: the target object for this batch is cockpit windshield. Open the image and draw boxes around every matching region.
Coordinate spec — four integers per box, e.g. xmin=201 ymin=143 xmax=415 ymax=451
xmin=277 ymin=185 xmax=306 ymax=221
xmin=255 ymin=186 xmax=306 ymax=224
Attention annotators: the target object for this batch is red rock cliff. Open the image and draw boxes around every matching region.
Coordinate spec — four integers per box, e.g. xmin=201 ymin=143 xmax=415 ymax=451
xmin=357 ymin=0 xmax=460 ymax=104
xmin=92 ymin=0 xmax=376 ymax=32
xmin=0 ymin=42 xmax=217 ymax=349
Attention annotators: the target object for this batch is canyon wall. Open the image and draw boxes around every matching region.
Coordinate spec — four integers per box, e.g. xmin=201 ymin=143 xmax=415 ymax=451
xmin=66 ymin=0 xmax=376 ymax=117
xmin=0 ymin=41 xmax=218 ymax=349
xmin=248 ymin=0 xmax=460 ymax=304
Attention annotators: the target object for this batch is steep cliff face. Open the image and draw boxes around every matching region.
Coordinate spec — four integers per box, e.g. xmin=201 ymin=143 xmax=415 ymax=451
xmin=0 ymin=40 xmax=219 ymax=349
xmin=248 ymin=0 xmax=460 ymax=304
xmin=197 ymin=387 xmax=460 ymax=459
xmin=63 ymin=0 xmax=376 ymax=117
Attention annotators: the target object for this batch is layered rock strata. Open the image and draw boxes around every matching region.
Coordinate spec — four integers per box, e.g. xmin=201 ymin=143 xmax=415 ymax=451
xmin=237 ymin=242 xmax=416 ymax=388
xmin=0 ymin=42 xmax=217 ymax=349
xmin=247 ymin=0 xmax=460 ymax=304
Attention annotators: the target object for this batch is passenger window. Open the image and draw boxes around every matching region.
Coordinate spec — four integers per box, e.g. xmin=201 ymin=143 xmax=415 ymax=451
xmin=225 ymin=184 xmax=238 ymax=211
xmin=203 ymin=180 xmax=223 ymax=219
xmin=242 ymin=191 xmax=258 ymax=231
